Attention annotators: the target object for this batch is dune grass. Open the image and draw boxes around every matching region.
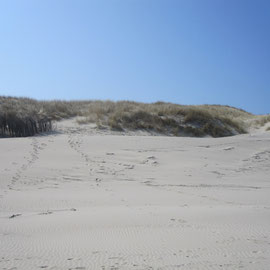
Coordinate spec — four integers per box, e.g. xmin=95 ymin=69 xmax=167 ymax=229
xmin=77 ymin=101 xmax=249 ymax=137
xmin=255 ymin=115 xmax=270 ymax=127
xmin=0 ymin=96 xmax=256 ymax=137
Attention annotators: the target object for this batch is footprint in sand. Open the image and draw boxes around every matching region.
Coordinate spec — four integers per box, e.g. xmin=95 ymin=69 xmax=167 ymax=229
xmin=141 ymin=155 xmax=159 ymax=166
xmin=9 ymin=137 xmax=48 ymax=189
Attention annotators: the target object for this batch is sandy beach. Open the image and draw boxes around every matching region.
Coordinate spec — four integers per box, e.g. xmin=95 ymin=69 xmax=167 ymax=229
xmin=1 ymin=119 xmax=270 ymax=270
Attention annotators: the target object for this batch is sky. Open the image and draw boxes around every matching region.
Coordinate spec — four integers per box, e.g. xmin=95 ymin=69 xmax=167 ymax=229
xmin=0 ymin=0 xmax=269 ymax=114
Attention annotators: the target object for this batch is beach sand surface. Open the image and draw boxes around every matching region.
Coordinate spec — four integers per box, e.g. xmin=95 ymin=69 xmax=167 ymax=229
xmin=1 ymin=119 xmax=270 ymax=269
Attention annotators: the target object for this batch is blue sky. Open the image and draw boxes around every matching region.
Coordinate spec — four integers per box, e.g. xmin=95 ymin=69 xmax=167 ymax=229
xmin=0 ymin=0 xmax=269 ymax=114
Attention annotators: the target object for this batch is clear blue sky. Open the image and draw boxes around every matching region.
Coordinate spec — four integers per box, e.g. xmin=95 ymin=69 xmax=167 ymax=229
xmin=0 ymin=0 xmax=269 ymax=114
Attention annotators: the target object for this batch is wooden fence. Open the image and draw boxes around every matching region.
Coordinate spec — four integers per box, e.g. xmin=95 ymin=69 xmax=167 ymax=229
xmin=0 ymin=114 xmax=52 ymax=137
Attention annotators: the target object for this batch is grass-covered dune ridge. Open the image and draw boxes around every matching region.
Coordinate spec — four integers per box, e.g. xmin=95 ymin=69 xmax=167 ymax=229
xmin=0 ymin=96 xmax=267 ymax=137
xmin=86 ymin=101 xmax=250 ymax=137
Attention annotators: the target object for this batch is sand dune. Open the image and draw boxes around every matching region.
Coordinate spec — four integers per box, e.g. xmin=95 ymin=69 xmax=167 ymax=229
xmin=0 ymin=119 xmax=270 ymax=269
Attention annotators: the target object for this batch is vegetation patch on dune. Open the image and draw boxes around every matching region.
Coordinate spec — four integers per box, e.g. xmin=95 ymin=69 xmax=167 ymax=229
xmin=0 ymin=96 xmax=256 ymax=138
xmin=0 ymin=97 xmax=53 ymax=137
xmin=76 ymin=101 xmax=249 ymax=137
xmin=255 ymin=115 xmax=270 ymax=127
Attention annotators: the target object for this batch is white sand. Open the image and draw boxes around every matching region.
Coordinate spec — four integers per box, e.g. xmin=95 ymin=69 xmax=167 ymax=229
xmin=0 ymin=119 xmax=270 ymax=269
